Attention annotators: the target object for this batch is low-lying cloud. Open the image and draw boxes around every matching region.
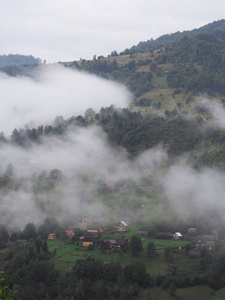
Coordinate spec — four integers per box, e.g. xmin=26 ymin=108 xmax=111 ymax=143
xmin=0 ymin=125 xmax=169 ymax=229
xmin=161 ymin=160 xmax=225 ymax=227
xmin=0 ymin=64 xmax=131 ymax=135
xmin=2 ymin=73 xmax=225 ymax=231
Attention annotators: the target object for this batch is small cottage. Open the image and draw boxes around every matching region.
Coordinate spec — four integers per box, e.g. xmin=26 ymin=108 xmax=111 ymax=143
xmin=48 ymin=233 xmax=56 ymax=240
xmin=188 ymin=228 xmax=196 ymax=234
xmin=82 ymin=236 xmax=100 ymax=247
xmin=106 ymin=238 xmax=129 ymax=252
xmin=65 ymin=230 xmax=74 ymax=238
xmin=5 ymin=241 xmax=15 ymax=249
xmin=105 ymin=183 xmax=116 ymax=190
xmin=194 ymin=235 xmax=216 ymax=249
xmin=116 ymin=221 xmax=129 ymax=232
xmin=173 ymin=232 xmax=183 ymax=240
xmin=87 ymin=224 xmax=103 ymax=235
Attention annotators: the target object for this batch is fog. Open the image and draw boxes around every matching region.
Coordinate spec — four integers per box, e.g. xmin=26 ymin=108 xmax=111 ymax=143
xmin=0 ymin=125 xmax=170 ymax=229
xmin=0 ymin=64 xmax=131 ymax=135
xmin=1 ymin=69 xmax=225 ymax=231
xmin=0 ymin=65 xmax=132 ymax=229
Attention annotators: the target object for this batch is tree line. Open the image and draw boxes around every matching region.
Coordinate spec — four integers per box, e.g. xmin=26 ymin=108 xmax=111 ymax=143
xmin=2 ymin=106 xmax=225 ymax=169
xmin=70 ymin=59 xmax=153 ymax=97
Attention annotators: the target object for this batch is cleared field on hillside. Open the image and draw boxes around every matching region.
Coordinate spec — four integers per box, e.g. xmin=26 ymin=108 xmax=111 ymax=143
xmin=48 ymin=236 xmax=188 ymax=273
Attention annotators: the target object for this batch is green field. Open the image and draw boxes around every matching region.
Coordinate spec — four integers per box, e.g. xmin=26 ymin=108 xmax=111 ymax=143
xmin=48 ymin=235 xmax=188 ymax=274
xmin=151 ymin=75 xmax=168 ymax=88
xmin=136 ymin=88 xmax=189 ymax=115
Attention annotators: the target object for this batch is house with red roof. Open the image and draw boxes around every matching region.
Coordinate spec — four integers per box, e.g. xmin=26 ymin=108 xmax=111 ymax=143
xmin=105 ymin=183 xmax=116 ymax=190
xmin=65 ymin=230 xmax=74 ymax=238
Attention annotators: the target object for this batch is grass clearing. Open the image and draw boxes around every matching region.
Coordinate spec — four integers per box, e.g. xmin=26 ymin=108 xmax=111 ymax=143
xmin=136 ymin=88 xmax=188 ymax=114
xmin=141 ymin=238 xmax=188 ymax=250
xmin=48 ymin=236 xmax=189 ymax=274
xmin=152 ymin=75 xmax=168 ymax=88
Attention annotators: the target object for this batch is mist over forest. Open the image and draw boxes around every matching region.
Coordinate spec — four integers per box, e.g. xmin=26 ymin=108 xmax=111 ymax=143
xmin=0 ymin=64 xmax=131 ymax=135
xmin=0 ymin=62 xmax=225 ymax=233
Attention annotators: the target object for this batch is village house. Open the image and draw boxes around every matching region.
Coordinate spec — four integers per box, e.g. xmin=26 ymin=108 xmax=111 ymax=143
xmin=188 ymin=228 xmax=196 ymax=234
xmin=6 ymin=239 xmax=27 ymax=248
xmin=78 ymin=218 xmax=91 ymax=230
xmin=116 ymin=221 xmax=129 ymax=232
xmin=16 ymin=240 xmax=27 ymax=246
xmin=139 ymin=225 xmax=152 ymax=236
xmin=173 ymin=232 xmax=183 ymax=240
xmin=48 ymin=233 xmax=56 ymax=240
xmin=106 ymin=238 xmax=129 ymax=252
xmin=87 ymin=224 xmax=103 ymax=236
xmin=194 ymin=235 xmax=216 ymax=249
xmin=82 ymin=236 xmax=100 ymax=247
xmin=105 ymin=183 xmax=116 ymax=191
xmin=65 ymin=230 xmax=74 ymax=239
xmin=5 ymin=241 xmax=15 ymax=249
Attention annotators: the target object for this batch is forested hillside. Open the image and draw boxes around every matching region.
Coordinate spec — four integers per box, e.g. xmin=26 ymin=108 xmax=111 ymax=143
xmin=0 ymin=104 xmax=224 ymax=170
xmin=65 ymin=19 xmax=225 ymax=96
xmin=0 ymin=54 xmax=42 ymax=76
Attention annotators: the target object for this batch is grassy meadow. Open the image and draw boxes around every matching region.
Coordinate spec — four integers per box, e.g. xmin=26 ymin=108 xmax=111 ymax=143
xmin=48 ymin=232 xmax=188 ymax=274
xmin=48 ymin=238 xmax=224 ymax=300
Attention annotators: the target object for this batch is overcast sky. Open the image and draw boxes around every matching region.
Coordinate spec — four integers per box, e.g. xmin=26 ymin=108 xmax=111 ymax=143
xmin=1 ymin=0 xmax=225 ymax=63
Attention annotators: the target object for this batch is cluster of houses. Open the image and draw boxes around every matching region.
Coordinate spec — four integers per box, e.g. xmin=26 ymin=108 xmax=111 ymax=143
xmin=78 ymin=219 xmax=129 ymax=252
xmin=47 ymin=219 xmax=187 ymax=253
xmin=47 ymin=219 xmax=222 ymax=253
xmin=47 ymin=219 xmax=130 ymax=253
xmin=2 ymin=219 xmax=221 ymax=255
xmin=5 ymin=239 xmax=27 ymax=249
xmin=80 ymin=219 xmax=130 ymax=253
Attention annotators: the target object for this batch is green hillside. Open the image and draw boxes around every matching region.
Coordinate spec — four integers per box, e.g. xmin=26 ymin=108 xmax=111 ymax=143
xmin=63 ymin=19 xmax=225 ymax=109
